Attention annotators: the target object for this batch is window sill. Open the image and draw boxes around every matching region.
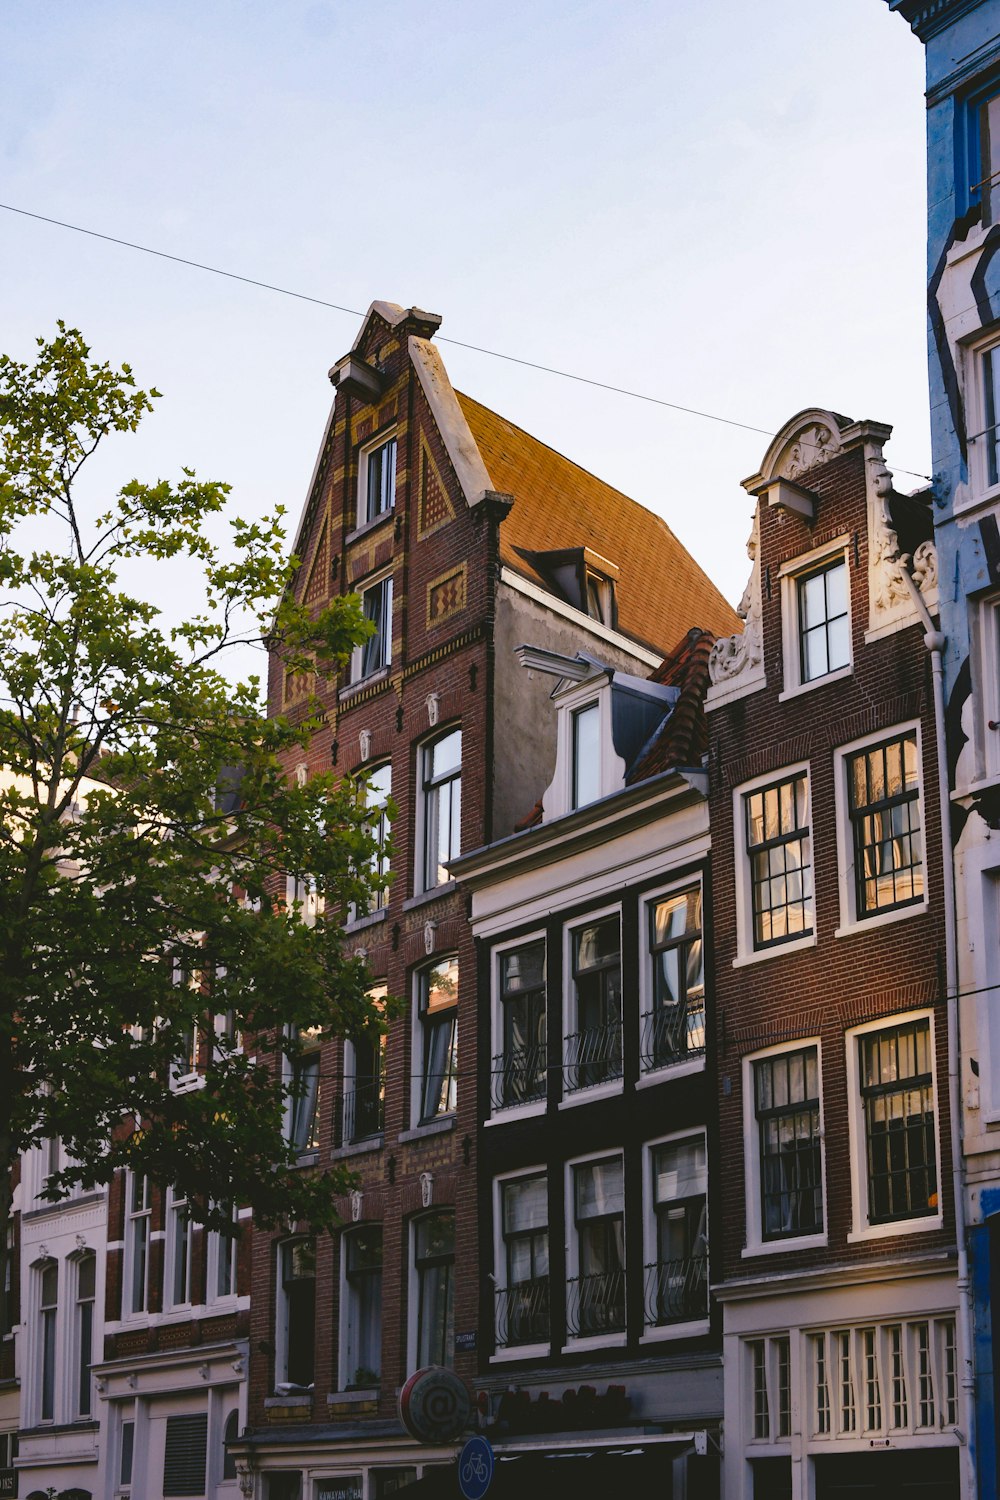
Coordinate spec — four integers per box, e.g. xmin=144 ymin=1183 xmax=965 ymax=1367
xmin=332 ymin=1135 xmax=384 ymax=1159
xmin=558 ymin=1080 xmax=623 ymax=1109
xmin=344 ymin=908 xmax=388 ymax=935
xmin=835 ymin=900 xmax=928 ymax=941
xmin=953 ymin=771 xmax=1000 ymax=799
xmin=490 ymin=1342 xmax=551 ymax=1364
xmin=265 ymin=1393 xmax=312 ymax=1408
xmin=486 ymin=1101 xmax=546 ymax=1127
xmin=289 ymin=1149 xmax=319 ymax=1168
xmin=778 ymin=664 xmax=852 ymax=703
xmin=327 ymin=1388 xmax=379 ymax=1404
xmin=732 ymin=933 xmax=816 ymax=969
xmin=398 ymin=1116 xmax=455 ymax=1143
xmin=345 ymin=511 xmax=394 ymax=548
xmin=170 ymin=1072 xmax=205 ymax=1095
xmin=742 ymin=1233 xmax=828 ymax=1258
xmin=636 ymin=1056 xmax=706 ymax=1089
xmin=339 ymin=668 xmax=390 ymax=703
xmin=403 ymin=882 xmax=457 ymax=911
xmin=561 ymin=1332 xmax=627 ymax=1355
xmin=847 ymin=1214 xmax=943 ymax=1245
xmin=639 ymin=1319 xmax=710 ymax=1344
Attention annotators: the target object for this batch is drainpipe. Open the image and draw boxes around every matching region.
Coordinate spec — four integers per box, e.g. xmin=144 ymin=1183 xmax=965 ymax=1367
xmin=897 ymin=559 xmax=975 ymax=1498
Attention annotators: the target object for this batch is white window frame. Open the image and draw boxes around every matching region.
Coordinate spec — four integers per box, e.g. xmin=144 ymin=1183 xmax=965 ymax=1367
xmin=640 ymin=1128 xmax=709 ymax=1343
xmin=733 ymin=761 xmax=816 ymax=967
xmin=741 ymin=1037 xmax=828 ymax=1256
xmin=206 ymin=1204 xmax=239 ymax=1306
xmin=169 ymin=960 xmax=204 ymax=1094
xmin=638 ymin=877 xmax=707 ymax=1085
xmin=350 ymin=572 xmax=393 ymax=684
xmin=285 ymin=872 xmax=324 ymax=927
xmin=275 ymin=1238 xmax=316 ymax=1390
xmin=337 ymin=1223 xmax=383 ymax=1391
xmin=343 ymin=985 xmax=386 ymax=1146
xmin=833 ymin=720 xmax=928 ymax=938
xmin=165 ymin=1183 xmax=193 ymax=1310
xmin=123 ymin=1171 xmax=151 ymax=1319
xmin=562 ymin=1150 xmax=626 ymax=1354
xmin=543 ymin=677 xmax=626 ymax=821
xmin=410 ymin=957 xmax=459 ymax=1128
xmin=348 ymin=764 xmax=391 ymax=924
xmin=415 ymin=726 xmax=462 ymax=895
xmin=71 ymin=1249 xmax=97 ymax=1419
xmin=35 ymin=1256 xmax=60 ymax=1424
xmin=967 ymin=329 xmax=1000 ymax=504
xmin=560 ymin=903 xmax=624 ymax=1108
xmin=778 ymin=536 xmax=852 ymax=701
xmin=969 ymin=590 xmax=1000 ymax=789
xmin=407 ymin=1210 xmax=456 ymax=1372
xmin=283 ymin=1024 xmax=322 ymax=1157
xmin=845 ymin=1009 xmax=944 ymax=1243
xmin=490 ymin=1166 xmax=550 ymax=1363
xmin=356 ymin=429 xmax=397 ymax=530
xmin=488 ymin=930 xmax=547 ymax=1123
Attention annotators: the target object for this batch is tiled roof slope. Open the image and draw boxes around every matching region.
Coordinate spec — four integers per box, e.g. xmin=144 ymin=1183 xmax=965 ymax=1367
xmin=627 ymin=627 xmax=714 ymax=783
xmin=455 ymin=391 xmax=740 ymax=656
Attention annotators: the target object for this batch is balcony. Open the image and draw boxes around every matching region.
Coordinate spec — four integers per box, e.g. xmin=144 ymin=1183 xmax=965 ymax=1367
xmin=640 ymin=997 xmax=706 ymax=1072
xmin=494 ymin=1277 xmax=550 ymax=1349
xmin=336 ymin=1080 xmax=384 ymax=1146
xmin=491 ymin=1043 xmax=547 ymax=1111
xmin=642 ymin=1255 xmax=708 ymax=1326
xmin=564 ymin=1022 xmax=622 ymax=1093
xmin=565 ymin=1269 xmax=625 ymax=1338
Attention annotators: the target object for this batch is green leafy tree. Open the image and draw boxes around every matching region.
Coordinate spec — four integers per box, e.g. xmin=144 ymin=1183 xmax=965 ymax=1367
xmin=0 ymin=325 xmax=387 ymax=1291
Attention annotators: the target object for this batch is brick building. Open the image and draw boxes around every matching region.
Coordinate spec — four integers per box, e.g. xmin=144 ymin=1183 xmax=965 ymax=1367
xmin=234 ymin=301 xmax=737 ymax=1500
xmin=704 ymin=408 xmax=963 ymax=1498
xmin=452 ymin=627 xmax=722 ymax=1499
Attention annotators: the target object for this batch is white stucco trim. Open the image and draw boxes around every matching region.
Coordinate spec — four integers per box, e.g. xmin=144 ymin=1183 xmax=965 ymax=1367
xmin=408 ymin=336 xmax=493 ymax=506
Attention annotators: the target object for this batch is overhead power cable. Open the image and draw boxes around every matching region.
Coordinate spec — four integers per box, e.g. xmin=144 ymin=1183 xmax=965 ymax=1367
xmin=0 ymin=200 xmax=932 ymax=479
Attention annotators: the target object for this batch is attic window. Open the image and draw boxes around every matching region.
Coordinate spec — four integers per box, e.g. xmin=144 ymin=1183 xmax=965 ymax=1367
xmin=586 ymin=571 xmax=615 ymax=627
xmin=357 ymin=433 xmax=397 ymax=527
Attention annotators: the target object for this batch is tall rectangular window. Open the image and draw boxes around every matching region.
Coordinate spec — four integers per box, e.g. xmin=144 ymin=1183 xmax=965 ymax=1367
xmin=837 ymin=1330 xmax=856 ymax=1433
xmin=859 ymin=1018 xmax=937 ymax=1224
xmin=126 ymin=1173 xmax=151 ymax=1315
xmin=745 ymin=772 xmax=813 ymax=948
xmin=813 ymin=1334 xmax=831 ymax=1435
xmin=420 ymin=729 xmax=461 ymax=891
xmin=278 ymin=1240 xmax=315 ymax=1389
xmin=166 ymin=1185 xmax=192 ymax=1308
xmin=364 ymin=436 xmax=397 ymax=524
xmin=120 ymin=1418 xmax=135 ymax=1488
xmin=572 ymin=702 xmax=600 ymax=809
xmin=750 ymin=1340 xmax=769 ymax=1439
xmin=889 ymin=1325 xmax=908 ymax=1429
xmin=775 ymin=1337 xmax=791 ymax=1438
xmin=75 ymin=1253 xmax=96 ymax=1417
xmin=645 ymin=1134 xmax=708 ymax=1327
xmin=753 ymin=1047 xmax=823 ymax=1240
xmin=416 ymin=958 xmax=458 ymax=1123
xmin=287 ymin=1026 xmax=322 ymax=1155
xmin=344 ymin=1024 xmax=385 ymax=1144
xmin=39 ymin=1259 xmax=58 ymax=1421
xmin=364 ymin=764 xmax=391 ymax=911
xmin=847 ymin=733 xmax=924 ymax=917
xmin=568 ymin=1156 xmax=624 ymax=1338
xmin=354 ymin=575 xmax=393 ymax=682
xmin=863 ymin=1327 xmax=882 ymax=1431
xmin=567 ymin=915 xmax=622 ymax=1092
xmin=494 ymin=941 xmax=546 ymax=1110
xmin=643 ymin=885 xmax=705 ymax=1071
xmin=798 ymin=558 xmax=849 ymax=682
xmin=208 ymin=1204 xmax=239 ymax=1302
xmin=496 ymin=1174 xmax=549 ymax=1348
xmin=915 ymin=1322 xmax=935 ymax=1427
xmin=414 ymin=1213 xmax=454 ymax=1368
xmin=342 ymin=1227 xmax=382 ymax=1388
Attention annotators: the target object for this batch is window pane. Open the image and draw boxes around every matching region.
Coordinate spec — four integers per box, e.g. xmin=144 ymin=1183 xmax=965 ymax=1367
xmin=503 ymin=1176 xmax=548 ymax=1233
xmin=653 ymin=1136 xmax=707 ymax=1202
xmin=575 ymin=1157 xmax=623 ymax=1219
xmin=572 ymin=702 xmax=600 ymax=809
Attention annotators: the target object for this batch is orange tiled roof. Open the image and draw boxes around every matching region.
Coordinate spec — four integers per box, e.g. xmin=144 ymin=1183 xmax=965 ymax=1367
xmin=456 ymin=391 xmax=740 ymax=655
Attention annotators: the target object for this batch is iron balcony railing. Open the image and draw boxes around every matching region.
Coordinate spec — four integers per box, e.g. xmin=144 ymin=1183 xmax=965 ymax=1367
xmin=337 ymin=1080 xmax=384 ymax=1146
xmin=490 ymin=1043 xmax=547 ymax=1110
xmin=643 ymin=1255 xmax=708 ymax=1326
xmin=639 ymin=997 xmax=707 ymax=1072
xmin=564 ymin=1021 xmax=623 ymax=1093
xmin=494 ymin=1277 xmax=550 ymax=1348
xmin=565 ymin=1268 xmax=626 ymax=1338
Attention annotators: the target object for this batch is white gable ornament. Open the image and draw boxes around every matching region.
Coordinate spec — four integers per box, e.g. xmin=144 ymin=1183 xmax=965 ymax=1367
xmin=420 ymin=1171 xmax=434 ymax=1208
xmin=707 ymin=510 xmax=765 ymax=695
xmin=351 ymin=1189 xmax=363 ymax=1223
xmin=359 ymin=728 xmax=372 ymax=762
xmin=426 ymin=692 xmax=440 ymax=727
xmin=424 ymin=920 xmax=437 ymax=956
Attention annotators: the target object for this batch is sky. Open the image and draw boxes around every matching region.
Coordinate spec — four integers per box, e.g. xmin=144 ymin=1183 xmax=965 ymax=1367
xmin=1 ymin=0 xmax=930 ymax=662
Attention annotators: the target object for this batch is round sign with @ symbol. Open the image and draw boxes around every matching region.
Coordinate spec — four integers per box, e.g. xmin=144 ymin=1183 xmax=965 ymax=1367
xmin=398 ymin=1366 xmax=472 ymax=1444
xmin=458 ymin=1436 xmax=494 ymax=1500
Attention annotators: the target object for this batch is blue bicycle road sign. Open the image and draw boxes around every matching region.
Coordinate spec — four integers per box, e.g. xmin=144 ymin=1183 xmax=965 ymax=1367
xmin=457 ymin=1435 xmax=494 ymax=1500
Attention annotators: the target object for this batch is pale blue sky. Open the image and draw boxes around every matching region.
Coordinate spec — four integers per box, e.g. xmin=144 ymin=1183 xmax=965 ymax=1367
xmin=1 ymin=0 xmax=928 ymax=649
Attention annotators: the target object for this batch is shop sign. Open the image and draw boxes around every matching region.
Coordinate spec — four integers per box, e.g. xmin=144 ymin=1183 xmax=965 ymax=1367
xmin=0 ymin=1470 xmax=16 ymax=1498
xmin=317 ymin=1478 xmax=362 ymax=1500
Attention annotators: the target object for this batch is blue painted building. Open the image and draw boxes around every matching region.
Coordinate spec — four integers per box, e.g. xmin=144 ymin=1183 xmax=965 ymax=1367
xmin=888 ymin=5 xmax=1000 ymax=1496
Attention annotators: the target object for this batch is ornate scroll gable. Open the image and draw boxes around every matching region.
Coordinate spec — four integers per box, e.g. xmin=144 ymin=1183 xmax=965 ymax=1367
xmin=867 ymin=457 xmax=940 ymax=636
xmin=706 ymin=507 xmax=765 ymax=705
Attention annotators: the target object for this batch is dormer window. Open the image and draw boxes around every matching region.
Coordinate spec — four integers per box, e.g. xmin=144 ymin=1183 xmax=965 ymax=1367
xmin=357 ymin=433 xmax=397 ymax=528
xmin=798 ymin=558 xmax=849 ymax=682
xmin=585 ymin=570 xmax=616 ymax=627
xmin=572 ymin=701 xmax=600 ymax=809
